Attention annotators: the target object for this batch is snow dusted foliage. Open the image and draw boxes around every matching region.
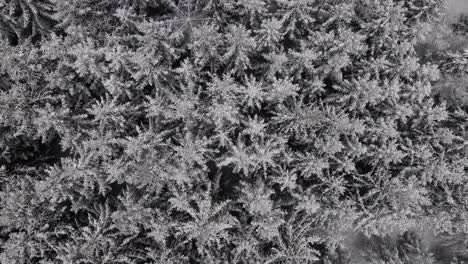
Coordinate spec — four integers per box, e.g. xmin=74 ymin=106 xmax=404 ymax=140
xmin=1 ymin=0 xmax=468 ymax=263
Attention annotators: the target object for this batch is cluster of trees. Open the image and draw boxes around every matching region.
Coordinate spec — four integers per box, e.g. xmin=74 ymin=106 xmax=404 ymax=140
xmin=1 ymin=0 xmax=468 ymax=263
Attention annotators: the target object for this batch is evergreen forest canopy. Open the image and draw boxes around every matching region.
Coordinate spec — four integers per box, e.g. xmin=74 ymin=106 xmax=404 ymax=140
xmin=2 ymin=0 xmax=468 ymax=263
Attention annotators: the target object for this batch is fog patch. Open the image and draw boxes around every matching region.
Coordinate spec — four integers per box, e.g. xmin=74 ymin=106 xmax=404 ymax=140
xmin=447 ymin=0 xmax=468 ymax=17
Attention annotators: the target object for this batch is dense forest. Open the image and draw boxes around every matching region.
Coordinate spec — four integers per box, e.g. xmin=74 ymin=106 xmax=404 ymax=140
xmin=1 ymin=0 xmax=468 ymax=263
